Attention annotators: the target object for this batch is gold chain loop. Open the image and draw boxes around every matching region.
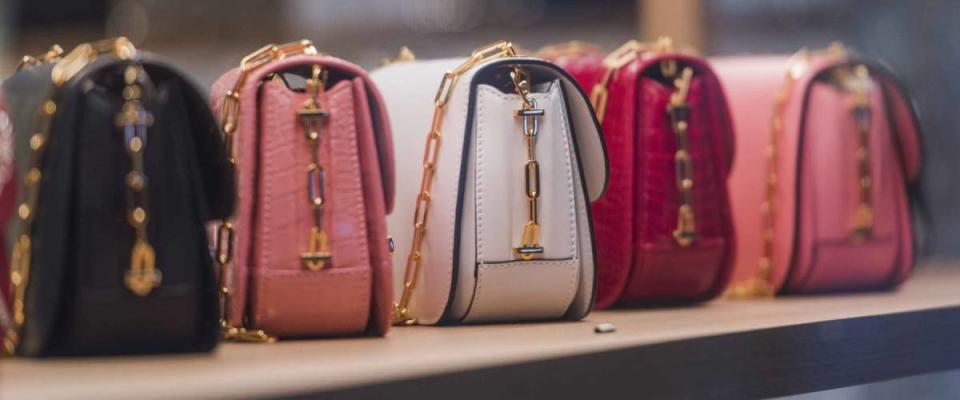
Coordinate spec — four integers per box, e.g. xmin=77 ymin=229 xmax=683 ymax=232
xmin=511 ymin=67 xmax=545 ymax=260
xmin=668 ymin=67 xmax=697 ymax=246
xmin=299 ymin=64 xmax=332 ymax=271
xmin=118 ymin=64 xmax=161 ymax=296
xmin=4 ymin=37 xmax=138 ymax=354
xmin=590 ymin=37 xmax=677 ymax=123
xmin=393 ymin=41 xmax=518 ymax=326
xmin=214 ymin=40 xmax=317 ymax=343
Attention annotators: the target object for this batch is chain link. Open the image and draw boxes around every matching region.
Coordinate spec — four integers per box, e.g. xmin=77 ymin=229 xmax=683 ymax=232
xmin=849 ymin=65 xmax=874 ymax=241
xmin=511 ymin=68 xmax=545 ymax=260
xmin=668 ymin=67 xmax=697 ymax=246
xmin=214 ymin=40 xmax=316 ymax=343
xmin=393 ymin=41 xmax=518 ymax=326
xmin=118 ymin=64 xmax=161 ymax=297
xmin=4 ymin=37 xmax=138 ymax=354
xmin=589 ymin=37 xmax=678 ymax=123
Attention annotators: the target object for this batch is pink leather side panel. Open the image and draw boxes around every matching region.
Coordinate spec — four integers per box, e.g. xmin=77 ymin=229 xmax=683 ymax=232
xmin=712 ymin=56 xmax=793 ymax=292
xmin=351 ymin=77 xmax=393 ymax=335
xmin=786 ymin=80 xmax=912 ymax=292
xmin=250 ymin=79 xmax=372 ymax=336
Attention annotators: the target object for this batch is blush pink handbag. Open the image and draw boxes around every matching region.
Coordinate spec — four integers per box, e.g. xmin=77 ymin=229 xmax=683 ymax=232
xmin=713 ymin=44 xmax=923 ymax=295
xmin=210 ymin=40 xmax=395 ymax=340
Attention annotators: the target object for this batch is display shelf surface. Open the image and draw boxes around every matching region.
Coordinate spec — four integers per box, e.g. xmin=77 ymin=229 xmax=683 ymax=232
xmin=3 ymin=262 xmax=960 ymax=400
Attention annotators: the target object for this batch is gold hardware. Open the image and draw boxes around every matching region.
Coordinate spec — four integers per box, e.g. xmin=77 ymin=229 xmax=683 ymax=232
xmin=590 ymin=37 xmax=679 ymax=123
xmin=382 ymin=46 xmax=416 ymax=65
xmin=511 ymin=67 xmax=545 ymax=260
xmin=5 ymin=37 xmax=140 ymax=354
xmin=393 ymin=41 xmax=519 ymax=326
xmin=213 ymin=40 xmax=317 ymax=343
xmin=299 ymin=64 xmax=332 ymax=271
xmin=118 ymin=64 xmax=160 ymax=296
xmin=17 ymin=45 xmax=64 ymax=70
xmin=668 ymin=67 xmax=697 ymax=247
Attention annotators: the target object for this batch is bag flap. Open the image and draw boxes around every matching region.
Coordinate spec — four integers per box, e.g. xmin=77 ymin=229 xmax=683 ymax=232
xmin=212 ymin=55 xmax=396 ymax=213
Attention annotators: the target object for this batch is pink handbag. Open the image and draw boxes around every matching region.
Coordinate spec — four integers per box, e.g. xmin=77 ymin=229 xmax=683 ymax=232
xmin=714 ymin=44 xmax=922 ymax=295
xmin=209 ymin=40 xmax=395 ymax=339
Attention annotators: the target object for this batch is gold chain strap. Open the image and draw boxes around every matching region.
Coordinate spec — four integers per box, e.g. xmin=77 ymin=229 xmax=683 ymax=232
xmin=590 ymin=37 xmax=678 ymax=123
xmin=299 ymin=65 xmax=332 ymax=271
xmin=392 ymin=41 xmax=519 ymax=326
xmin=118 ymin=64 xmax=161 ymax=296
xmin=4 ymin=37 xmax=139 ymax=354
xmin=16 ymin=45 xmax=64 ymax=71
xmin=510 ymin=68 xmax=546 ymax=260
xmin=667 ymin=68 xmax=697 ymax=246
xmin=214 ymin=40 xmax=316 ymax=343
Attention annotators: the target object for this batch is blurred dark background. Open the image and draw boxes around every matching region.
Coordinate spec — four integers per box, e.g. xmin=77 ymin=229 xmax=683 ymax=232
xmin=0 ymin=0 xmax=956 ymax=257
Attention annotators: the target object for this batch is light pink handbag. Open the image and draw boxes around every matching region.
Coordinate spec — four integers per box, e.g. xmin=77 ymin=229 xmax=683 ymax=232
xmin=713 ymin=44 xmax=922 ymax=295
xmin=209 ymin=40 xmax=395 ymax=340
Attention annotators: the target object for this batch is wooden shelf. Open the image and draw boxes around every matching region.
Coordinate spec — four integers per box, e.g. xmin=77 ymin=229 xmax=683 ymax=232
xmin=3 ymin=262 xmax=960 ymax=399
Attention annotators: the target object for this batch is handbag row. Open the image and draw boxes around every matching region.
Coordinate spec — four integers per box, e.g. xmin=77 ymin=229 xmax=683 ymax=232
xmin=0 ymin=37 xmax=923 ymax=356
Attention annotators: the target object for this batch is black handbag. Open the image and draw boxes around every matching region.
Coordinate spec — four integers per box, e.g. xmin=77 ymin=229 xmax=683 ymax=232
xmin=1 ymin=38 xmax=234 ymax=356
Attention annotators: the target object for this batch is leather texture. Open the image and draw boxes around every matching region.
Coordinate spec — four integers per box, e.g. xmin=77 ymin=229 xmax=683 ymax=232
xmin=552 ymin=50 xmax=736 ymax=308
xmin=371 ymin=56 xmax=606 ymax=324
xmin=209 ymin=54 xmax=394 ymax=337
xmin=713 ymin=55 xmax=922 ymax=293
xmin=2 ymin=55 xmax=232 ymax=356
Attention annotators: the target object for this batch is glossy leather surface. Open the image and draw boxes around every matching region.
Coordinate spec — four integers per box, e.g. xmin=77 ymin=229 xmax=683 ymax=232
xmin=714 ymin=55 xmax=921 ymax=293
xmin=555 ymin=52 xmax=735 ymax=308
xmin=2 ymin=56 xmax=231 ymax=356
xmin=371 ymin=57 xmax=606 ymax=324
xmin=210 ymin=54 xmax=394 ymax=337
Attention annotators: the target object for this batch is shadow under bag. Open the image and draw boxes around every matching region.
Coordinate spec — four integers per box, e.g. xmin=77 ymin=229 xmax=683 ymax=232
xmin=1 ymin=39 xmax=234 ymax=356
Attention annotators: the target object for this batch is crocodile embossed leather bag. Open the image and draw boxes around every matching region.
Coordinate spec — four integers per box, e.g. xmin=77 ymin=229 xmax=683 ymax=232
xmin=1 ymin=38 xmax=233 ymax=356
xmin=209 ymin=40 xmax=395 ymax=340
xmin=714 ymin=44 xmax=923 ymax=296
xmin=541 ymin=39 xmax=736 ymax=308
xmin=372 ymin=41 xmax=607 ymax=325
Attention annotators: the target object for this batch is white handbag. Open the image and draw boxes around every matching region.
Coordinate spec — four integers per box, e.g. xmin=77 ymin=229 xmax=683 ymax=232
xmin=371 ymin=42 xmax=608 ymax=325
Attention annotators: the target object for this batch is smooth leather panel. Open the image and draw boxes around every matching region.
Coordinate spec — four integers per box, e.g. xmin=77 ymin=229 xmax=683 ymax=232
xmin=462 ymin=259 xmax=579 ymax=323
xmin=454 ymin=82 xmax=581 ymax=322
xmin=474 ymin=82 xmax=577 ymax=262
xmin=253 ymin=267 xmax=370 ymax=337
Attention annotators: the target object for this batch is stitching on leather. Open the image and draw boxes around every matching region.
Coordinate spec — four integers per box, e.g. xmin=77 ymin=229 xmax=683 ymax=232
xmin=468 ymin=259 xmax=578 ymax=321
xmin=476 ymin=86 xmax=487 ymax=262
xmin=550 ymin=82 xmax=579 ymax=258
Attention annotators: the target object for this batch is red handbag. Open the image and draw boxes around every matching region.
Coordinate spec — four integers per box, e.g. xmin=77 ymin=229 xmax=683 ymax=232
xmin=541 ymin=39 xmax=736 ymax=308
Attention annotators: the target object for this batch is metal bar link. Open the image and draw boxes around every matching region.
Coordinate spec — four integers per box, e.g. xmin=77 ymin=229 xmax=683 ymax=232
xmin=512 ymin=66 xmax=545 ymax=260
xmin=299 ymin=64 xmax=332 ymax=271
xmin=849 ymin=65 xmax=874 ymax=241
xmin=393 ymin=41 xmax=518 ymax=326
xmin=668 ymin=67 xmax=697 ymax=247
